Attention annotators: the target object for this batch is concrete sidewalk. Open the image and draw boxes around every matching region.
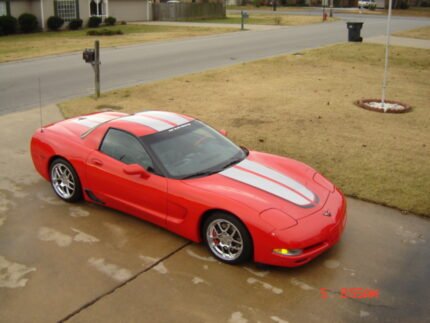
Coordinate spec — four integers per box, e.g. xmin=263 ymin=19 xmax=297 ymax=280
xmin=365 ymin=35 xmax=430 ymax=49
xmin=0 ymin=105 xmax=429 ymax=322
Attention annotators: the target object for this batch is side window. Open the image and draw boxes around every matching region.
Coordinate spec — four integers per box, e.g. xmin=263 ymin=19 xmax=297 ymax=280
xmin=100 ymin=129 xmax=153 ymax=169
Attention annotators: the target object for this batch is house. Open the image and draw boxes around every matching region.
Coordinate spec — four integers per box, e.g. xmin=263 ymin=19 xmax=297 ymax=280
xmin=0 ymin=0 xmax=152 ymax=29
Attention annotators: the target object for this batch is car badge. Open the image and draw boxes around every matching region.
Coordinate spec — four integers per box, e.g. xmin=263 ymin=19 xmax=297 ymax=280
xmin=323 ymin=210 xmax=332 ymax=217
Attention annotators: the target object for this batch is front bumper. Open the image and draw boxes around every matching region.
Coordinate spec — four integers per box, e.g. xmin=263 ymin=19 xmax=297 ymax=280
xmin=254 ymin=188 xmax=347 ymax=267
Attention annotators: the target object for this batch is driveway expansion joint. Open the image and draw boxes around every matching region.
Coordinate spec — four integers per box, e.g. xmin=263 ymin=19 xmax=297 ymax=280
xmin=57 ymin=241 xmax=192 ymax=322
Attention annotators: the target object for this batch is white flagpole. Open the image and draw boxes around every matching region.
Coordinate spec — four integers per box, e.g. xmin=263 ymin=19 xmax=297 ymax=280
xmin=381 ymin=0 xmax=393 ymax=113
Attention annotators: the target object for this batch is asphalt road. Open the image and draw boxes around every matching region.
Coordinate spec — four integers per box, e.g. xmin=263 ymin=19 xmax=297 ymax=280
xmin=0 ymin=16 xmax=428 ymax=115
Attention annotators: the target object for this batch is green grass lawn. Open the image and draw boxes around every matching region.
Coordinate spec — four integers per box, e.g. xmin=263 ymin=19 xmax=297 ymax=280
xmin=59 ymin=43 xmax=430 ymax=217
xmin=0 ymin=24 xmax=235 ymax=63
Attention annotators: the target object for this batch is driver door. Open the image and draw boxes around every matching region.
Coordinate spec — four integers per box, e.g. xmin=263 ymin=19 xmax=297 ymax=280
xmin=86 ymin=128 xmax=167 ymax=227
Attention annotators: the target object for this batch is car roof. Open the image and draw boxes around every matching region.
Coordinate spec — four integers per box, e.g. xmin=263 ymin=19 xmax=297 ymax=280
xmin=109 ymin=110 xmax=194 ymax=137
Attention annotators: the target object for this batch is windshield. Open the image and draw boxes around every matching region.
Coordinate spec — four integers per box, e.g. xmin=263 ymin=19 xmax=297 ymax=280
xmin=141 ymin=120 xmax=246 ymax=179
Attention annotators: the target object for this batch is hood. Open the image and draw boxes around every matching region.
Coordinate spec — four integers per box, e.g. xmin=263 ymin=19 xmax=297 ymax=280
xmin=183 ymin=151 xmax=332 ymax=220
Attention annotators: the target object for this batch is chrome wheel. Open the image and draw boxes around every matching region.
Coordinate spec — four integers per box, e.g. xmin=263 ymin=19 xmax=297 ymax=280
xmin=206 ymin=219 xmax=244 ymax=261
xmin=51 ymin=162 xmax=76 ymax=200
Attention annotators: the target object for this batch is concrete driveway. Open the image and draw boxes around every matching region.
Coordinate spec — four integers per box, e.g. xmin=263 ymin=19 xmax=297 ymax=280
xmin=0 ymin=107 xmax=429 ymax=323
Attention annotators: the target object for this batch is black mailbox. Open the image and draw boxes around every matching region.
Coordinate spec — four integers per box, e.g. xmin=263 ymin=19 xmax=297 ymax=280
xmin=83 ymin=49 xmax=95 ymax=63
xmin=242 ymin=11 xmax=249 ymax=19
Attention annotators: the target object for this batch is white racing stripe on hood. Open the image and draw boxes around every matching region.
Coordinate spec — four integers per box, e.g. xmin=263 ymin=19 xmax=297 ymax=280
xmin=121 ymin=115 xmax=172 ymax=131
xmin=138 ymin=111 xmax=189 ymax=125
xmin=220 ymin=166 xmax=312 ymax=207
xmin=239 ymin=159 xmax=315 ymax=202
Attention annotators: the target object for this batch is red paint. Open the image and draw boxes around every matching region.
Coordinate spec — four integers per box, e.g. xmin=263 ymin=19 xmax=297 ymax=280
xmin=321 ymin=287 xmax=379 ymax=299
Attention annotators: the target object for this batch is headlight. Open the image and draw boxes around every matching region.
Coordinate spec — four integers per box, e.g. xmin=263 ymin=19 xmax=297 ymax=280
xmin=273 ymin=248 xmax=303 ymax=256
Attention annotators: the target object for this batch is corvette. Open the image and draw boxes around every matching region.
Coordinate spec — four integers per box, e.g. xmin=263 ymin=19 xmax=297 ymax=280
xmin=31 ymin=110 xmax=346 ymax=267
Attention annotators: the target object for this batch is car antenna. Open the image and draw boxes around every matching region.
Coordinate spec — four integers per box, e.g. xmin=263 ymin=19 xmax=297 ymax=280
xmin=38 ymin=77 xmax=44 ymax=132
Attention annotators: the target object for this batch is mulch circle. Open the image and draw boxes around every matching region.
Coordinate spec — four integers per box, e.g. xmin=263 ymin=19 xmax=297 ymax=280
xmin=354 ymin=99 xmax=412 ymax=114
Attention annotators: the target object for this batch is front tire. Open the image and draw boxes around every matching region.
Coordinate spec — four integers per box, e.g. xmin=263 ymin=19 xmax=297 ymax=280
xmin=203 ymin=212 xmax=252 ymax=265
xmin=49 ymin=158 xmax=82 ymax=203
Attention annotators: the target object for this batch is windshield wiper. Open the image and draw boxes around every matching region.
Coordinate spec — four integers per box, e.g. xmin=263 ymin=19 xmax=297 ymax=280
xmin=220 ymin=156 xmax=244 ymax=171
xmin=182 ymin=169 xmax=219 ymax=180
xmin=182 ymin=155 xmax=245 ymax=180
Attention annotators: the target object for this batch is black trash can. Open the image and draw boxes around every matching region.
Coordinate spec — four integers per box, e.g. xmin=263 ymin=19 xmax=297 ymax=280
xmin=346 ymin=22 xmax=363 ymax=42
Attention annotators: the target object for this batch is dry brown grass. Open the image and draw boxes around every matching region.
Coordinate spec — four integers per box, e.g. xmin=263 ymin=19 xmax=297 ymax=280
xmin=60 ymin=43 xmax=430 ymax=216
xmin=188 ymin=14 xmax=337 ymax=26
xmin=393 ymin=26 xmax=430 ymax=40
xmin=0 ymin=24 xmax=235 ymax=63
xmin=336 ymin=8 xmax=430 ymax=17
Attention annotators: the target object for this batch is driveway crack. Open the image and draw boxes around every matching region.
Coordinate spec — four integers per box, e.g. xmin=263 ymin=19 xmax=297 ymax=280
xmin=58 ymin=241 xmax=192 ymax=322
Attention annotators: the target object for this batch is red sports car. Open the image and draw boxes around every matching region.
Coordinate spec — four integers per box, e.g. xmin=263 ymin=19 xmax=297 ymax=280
xmin=31 ymin=110 xmax=346 ymax=267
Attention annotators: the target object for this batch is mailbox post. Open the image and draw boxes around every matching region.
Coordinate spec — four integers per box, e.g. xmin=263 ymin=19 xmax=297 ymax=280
xmin=241 ymin=11 xmax=248 ymax=31
xmin=82 ymin=40 xmax=101 ymax=98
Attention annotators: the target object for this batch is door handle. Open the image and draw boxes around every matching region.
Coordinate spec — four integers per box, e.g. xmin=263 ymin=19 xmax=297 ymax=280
xmin=91 ymin=158 xmax=103 ymax=166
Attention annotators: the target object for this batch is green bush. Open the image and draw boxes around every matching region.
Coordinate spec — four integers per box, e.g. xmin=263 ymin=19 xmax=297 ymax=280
xmin=253 ymin=0 xmax=261 ymax=7
xmin=399 ymin=1 xmax=409 ymax=9
xmin=68 ymin=18 xmax=83 ymax=30
xmin=0 ymin=15 xmax=18 ymax=35
xmin=87 ymin=16 xmax=102 ymax=28
xmin=47 ymin=16 xmax=64 ymax=31
xmin=18 ymin=13 xmax=39 ymax=33
xmin=104 ymin=16 xmax=116 ymax=26
xmin=87 ymin=28 xmax=123 ymax=36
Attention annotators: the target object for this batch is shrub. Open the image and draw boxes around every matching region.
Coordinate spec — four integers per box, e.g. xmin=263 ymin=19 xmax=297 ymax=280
xmin=87 ymin=16 xmax=102 ymax=28
xmin=68 ymin=18 xmax=83 ymax=30
xmin=47 ymin=16 xmax=64 ymax=31
xmin=104 ymin=16 xmax=116 ymax=26
xmin=368 ymin=3 xmax=376 ymax=10
xmin=0 ymin=15 xmax=18 ymax=35
xmin=87 ymin=28 xmax=123 ymax=36
xmin=421 ymin=1 xmax=429 ymax=7
xmin=399 ymin=1 xmax=409 ymax=9
xmin=18 ymin=13 xmax=38 ymax=33
xmin=253 ymin=0 xmax=261 ymax=7
xmin=120 ymin=20 xmax=127 ymax=25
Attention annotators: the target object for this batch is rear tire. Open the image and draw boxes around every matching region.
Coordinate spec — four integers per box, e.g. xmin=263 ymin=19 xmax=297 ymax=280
xmin=203 ymin=212 xmax=252 ymax=265
xmin=49 ymin=158 xmax=82 ymax=203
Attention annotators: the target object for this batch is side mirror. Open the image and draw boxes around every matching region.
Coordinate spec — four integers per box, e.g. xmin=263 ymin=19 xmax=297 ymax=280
xmin=123 ymin=164 xmax=150 ymax=179
xmin=219 ymin=129 xmax=228 ymax=137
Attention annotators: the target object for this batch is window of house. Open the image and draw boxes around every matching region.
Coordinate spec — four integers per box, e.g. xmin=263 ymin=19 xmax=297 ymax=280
xmin=55 ymin=0 xmax=78 ymax=21
xmin=0 ymin=1 xmax=9 ymax=16
xmin=90 ymin=0 xmax=107 ymax=17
